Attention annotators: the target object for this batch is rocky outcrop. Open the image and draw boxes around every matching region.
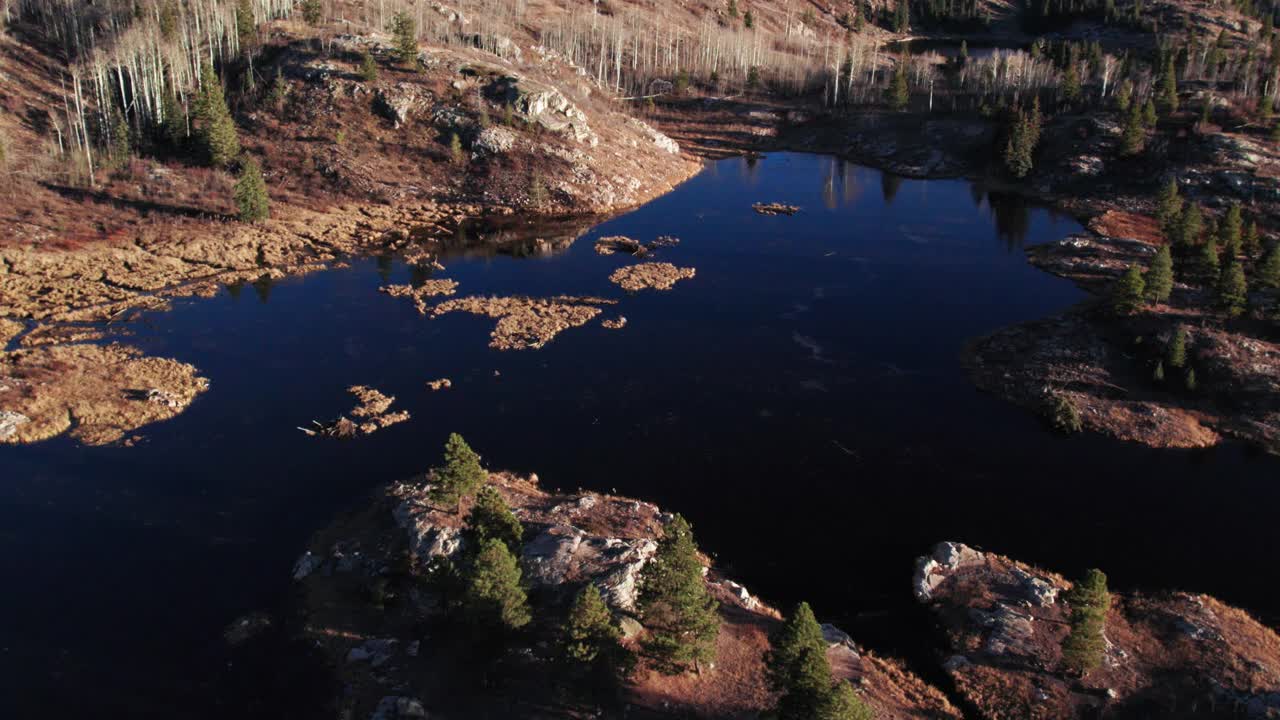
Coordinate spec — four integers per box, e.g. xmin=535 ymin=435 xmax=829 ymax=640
xmin=489 ymin=75 xmax=598 ymax=146
xmin=472 ymin=125 xmax=515 ymax=156
xmin=521 ymin=524 xmax=658 ymax=611
xmin=374 ymin=83 xmax=431 ymax=129
xmin=915 ymin=541 xmax=1280 ymax=719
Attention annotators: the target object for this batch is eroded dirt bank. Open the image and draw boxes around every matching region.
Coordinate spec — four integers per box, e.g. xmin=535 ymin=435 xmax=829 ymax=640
xmin=290 ymin=469 xmax=1280 ymax=719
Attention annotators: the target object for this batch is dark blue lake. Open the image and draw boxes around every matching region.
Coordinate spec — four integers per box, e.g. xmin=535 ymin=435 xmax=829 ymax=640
xmin=3 ymin=153 xmax=1278 ymax=717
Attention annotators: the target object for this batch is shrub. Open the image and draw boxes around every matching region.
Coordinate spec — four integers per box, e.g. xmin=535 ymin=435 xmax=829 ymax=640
xmin=1046 ymin=393 xmax=1082 ymax=434
xmin=359 ymin=49 xmax=379 ymax=82
xmin=300 ymin=0 xmax=323 ymax=25
xmin=449 ymin=132 xmax=463 ymax=164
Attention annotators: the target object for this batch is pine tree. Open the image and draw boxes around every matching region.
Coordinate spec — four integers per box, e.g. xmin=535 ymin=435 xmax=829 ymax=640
xmin=1185 ymin=367 xmax=1198 ymax=391
xmin=108 ymin=105 xmax=131 ymax=166
xmin=1145 ymin=245 xmax=1174 ymax=303
xmin=461 ymin=538 xmax=531 ymax=631
xmin=767 ymin=602 xmax=828 ymax=695
xmin=560 ymin=583 xmax=629 ymax=683
xmin=449 ymin=132 xmax=463 ymax=164
xmin=1061 ymin=568 xmax=1109 ymax=676
xmin=1220 ymin=203 xmax=1243 ymax=258
xmin=160 ymin=90 xmax=186 ymax=147
xmin=1198 ymin=238 xmax=1221 ymax=284
xmin=1244 ymin=221 xmax=1261 ymax=258
xmin=428 ymin=433 xmax=487 ymax=510
xmin=236 ymin=0 xmax=256 ymax=51
xmin=1176 ymin=204 xmax=1202 ymax=249
xmin=1167 ymin=327 xmax=1187 ymax=369
xmin=359 ymin=49 xmax=379 ymax=82
xmin=463 ymin=485 xmax=523 ymax=555
xmin=1153 ymin=360 xmax=1165 ymax=383
xmin=889 ymin=55 xmax=910 ymax=111
xmin=1158 ymin=54 xmax=1179 ymax=114
xmin=1217 ymin=259 xmax=1248 ymax=317
xmin=391 ymin=11 xmax=418 ymax=66
xmin=1111 ymin=265 xmax=1146 ymax=315
xmin=1156 ymin=178 xmax=1182 ymax=226
xmin=300 ymin=0 xmax=323 ymax=25
xmin=194 ymin=64 xmax=240 ymax=167
xmin=638 ymin=514 xmax=720 ymax=674
xmin=822 ymin=681 xmax=875 ymax=720
xmin=1116 ymin=81 xmax=1132 ymax=112
xmin=744 ymin=10 xmax=754 ymax=28
xmin=1121 ymin=101 xmax=1145 ymax=155
xmin=1259 ymin=242 xmax=1280 ymax=288
xmin=1062 ymin=64 xmax=1081 ymax=106
xmin=1142 ymin=98 xmax=1158 ymax=127
xmin=233 ymin=155 xmax=270 ymax=222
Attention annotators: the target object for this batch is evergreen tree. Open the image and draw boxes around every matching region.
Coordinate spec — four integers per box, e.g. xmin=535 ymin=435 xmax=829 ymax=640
xmin=1062 ymin=64 xmax=1081 ymax=105
xmin=1259 ymin=242 xmax=1280 ymax=288
xmin=1198 ymin=237 xmax=1221 ymax=283
xmin=391 ymin=11 xmax=418 ymax=66
xmin=822 ymin=681 xmax=875 ymax=720
xmin=562 ymin=584 xmax=621 ymax=664
xmin=300 ymin=0 xmax=323 ymax=25
xmin=449 ymin=132 xmax=463 ymax=164
xmin=744 ymin=10 xmax=754 ymax=28
xmin=463 ymin=485 xmax=523 ymax=555
xmin=1047 ymin=393 xmax=1082 ymax=434
xmin=1244 ymin=221 xmax=1261 ymax=258
xmin=1158 ymin=54 xmax=1179 ymax=114
xmin=1167 ymin=327 xmax=1187 ymax=369
xmin=1220 ymin=203 xmax=1243 ymax=258
xmin=461 ymin=538 xmax=531 ymax=631
xmin=108 ymin=105 xmax=131 ymax=166
xmin=1060 ymin=568 xmax=1109 ymax=676
xmin=1176 ymin=204 xmax=1202 ymax=249
xmin=160 ymin=90 xmax=186 ymax=147
xmin=359 ymin=49 xmax=379 ymax=82
xmin=1111 ymin=265 xmax=1146 ymax=315
xmin=236 ymin=0 xmax=257 ymax=51
xmin=1217 ymin=259 xmax=1248 ymax=317
xmin=1115 ymin=81 xmax=1132 ymax=112
xmin=428 ymin=433 xmax=487 ymax=510
xmin=1145 ymin=245 xmax=1174 ymax=303
xmin=767 ymin=602 xmax=828 ymax=695
xmin=194 ymin=64 xmax=240 ymax=167
xmin=1003 ymin=100 xmax=1042 ymax=178
xmin=1153 ymin=359 xmax=1165 ymax=383
xmin=1142 ymin=98 xmax=1158 ymax=127
xmin=1120 ymin=101 xmax=1145 ymax=155
xmin=233 ymin=155 xmax=270 ymax=222
xmin=889 ymin=55 xmax=910 ymax=111
xmin=637 ymin=515 xmax=720 ymax=674
xmin=1155 ymin=178 xmax=1182 ymax=227
xmin=1185 ymin=367 xmax=1198 ymax=391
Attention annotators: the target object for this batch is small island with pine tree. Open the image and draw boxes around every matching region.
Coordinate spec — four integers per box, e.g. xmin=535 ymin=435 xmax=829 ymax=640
xmin=291 ymin=435 xmax=1280 ymax=719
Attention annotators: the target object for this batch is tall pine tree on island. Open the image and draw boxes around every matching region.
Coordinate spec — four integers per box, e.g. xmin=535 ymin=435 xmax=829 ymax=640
xmin=428 ymin=433 xmax=487 ymax=511
xmin=194 ymin=63 xmax=240 ymax=167
xmin=767 ymin=602 xmax=872 ymax=720
xmin=462 ymin=485 xmax=523 ymax=555
xmin=1061 ymin=569 xmax=1110 ymax=676
xmin=637 ymin=514 xmax=720 ymax=674
xmin=461 ymin=537 xmax=531 ymax=632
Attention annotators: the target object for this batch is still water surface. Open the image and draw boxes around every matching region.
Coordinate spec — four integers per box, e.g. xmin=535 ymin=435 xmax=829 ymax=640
xmin=4 ymin=153 xmax=1278 ymax=716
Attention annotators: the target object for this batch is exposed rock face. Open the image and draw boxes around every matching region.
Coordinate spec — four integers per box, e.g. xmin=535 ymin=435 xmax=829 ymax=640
xmin=374 ymin=84 xmax=430 ymax=129
xmin=490 ymin=75 xmax=598 ymax=146
xmin=521 ymin=524 xmax=658 ymax=611
xmin=913 ymin=541 xmax=984 ymax=601
xmin=472 ymin=125 xmax=515 ymax=156
xmin=916 ymin=542 xmax=1280 ymax=719
xmin=629 ymin=118 xmax=680 ymax=155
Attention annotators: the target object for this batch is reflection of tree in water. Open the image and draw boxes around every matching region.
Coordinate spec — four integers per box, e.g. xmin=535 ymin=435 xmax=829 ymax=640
xmin=409 ymin=264 xmax=435 ymax=287
xmin=375 ymin=253 xmax=394 ymax=283
xmin=225 ymin=280 xmax=245 ymax=301
xmin=252 ymin=274 xmax=274 ymax=304
xmin=986 ymin=190 xmax=1031 ymax=249
xmin=880 ymin=171 xmax=903 ymax=204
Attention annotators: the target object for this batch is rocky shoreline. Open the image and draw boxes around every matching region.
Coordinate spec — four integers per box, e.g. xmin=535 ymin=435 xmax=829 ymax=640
xmin=290 ymin=469 xmax=1280 ymax=719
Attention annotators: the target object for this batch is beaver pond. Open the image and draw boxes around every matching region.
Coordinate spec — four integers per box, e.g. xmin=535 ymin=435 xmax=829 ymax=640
xmin=4 ymin=153 xmax=1279 ymax=716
